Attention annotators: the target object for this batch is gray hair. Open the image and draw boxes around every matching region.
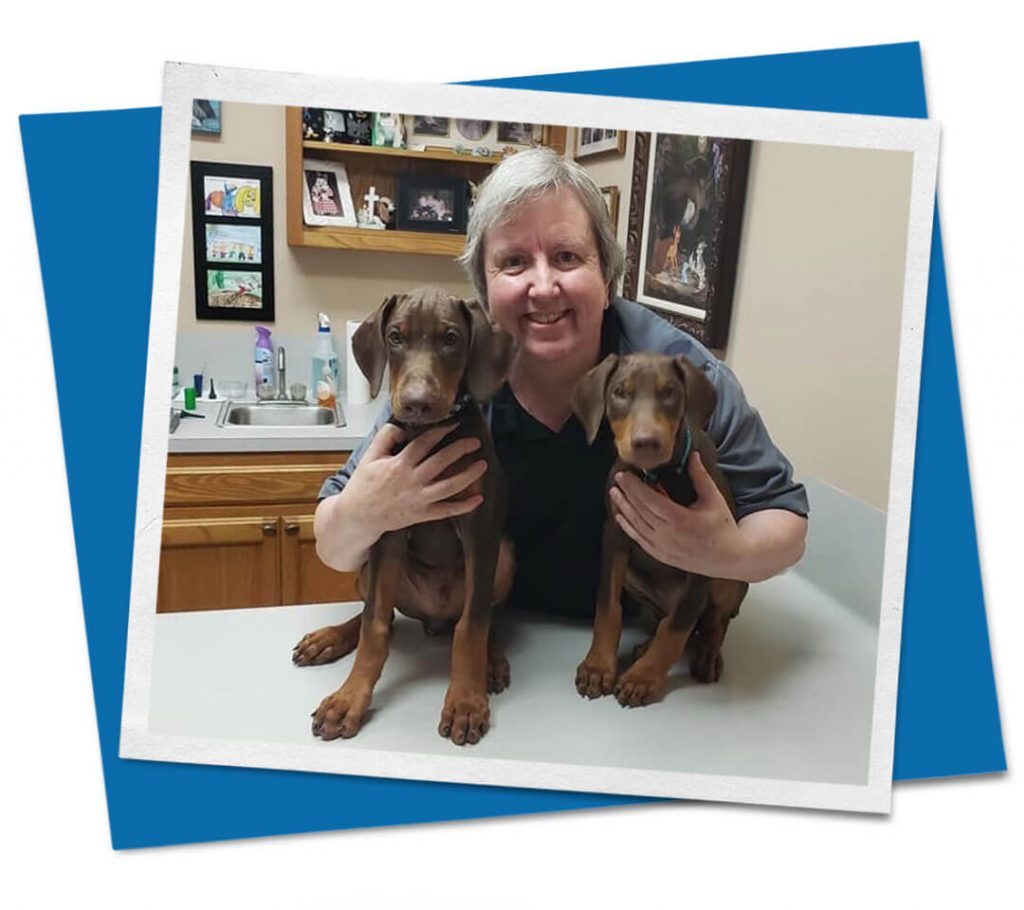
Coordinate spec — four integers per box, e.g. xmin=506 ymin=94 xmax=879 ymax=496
xmin=458 ymin=147 xmax=625 ymax=305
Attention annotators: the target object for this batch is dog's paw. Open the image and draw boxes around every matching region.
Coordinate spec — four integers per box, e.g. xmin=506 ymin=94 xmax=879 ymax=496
xmin=691 ymin=647 xmax=724 ymax=684
xmin=438 ymin=687 xmax=490 ymax=745
xmin=311 ymin=682 xmax=372 ymax=740
xmin=292 ymin=621 xmax=360 ymax=666
xmin=575 ymin=653 xmax=617 ymax=699
xmin=614 ymin=664 xmax=667 ymax=707
xmin=486 ymin=653 xmax=510 ymax=694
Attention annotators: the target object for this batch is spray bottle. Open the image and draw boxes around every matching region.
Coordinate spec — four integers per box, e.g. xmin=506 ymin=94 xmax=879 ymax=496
xmin=254 ymin=326 xmax=275 ymax=395
xmin=312 ymin=312 xmax=340 ymax=407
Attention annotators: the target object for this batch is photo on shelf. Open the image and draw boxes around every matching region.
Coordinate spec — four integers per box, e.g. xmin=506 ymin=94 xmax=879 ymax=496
xmin=497 ymin=121 xmax=536 ymax=144
xmin=395 ymin=174 xmax=468 ymax=233
xmin=301 ymin=158 xmax=357 ymax=227
xmin=412 ymin=114 xmax=450 ymax=136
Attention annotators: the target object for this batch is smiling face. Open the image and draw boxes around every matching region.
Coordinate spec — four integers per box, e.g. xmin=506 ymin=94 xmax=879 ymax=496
xmin=482 ymin=188 xmax=608 ymax=371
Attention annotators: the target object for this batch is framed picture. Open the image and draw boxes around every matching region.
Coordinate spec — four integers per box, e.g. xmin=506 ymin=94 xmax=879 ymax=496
xmin=341 ymin=111 xmax=372 ymax=145
xmin=191 ymin=99 xmax=221 ymax=135
xmin=301 ymin=159 xmax=357 ymax=227
xmin=600 ymin=185 xmax=620 ymax=230
xmin=411 ymin=115 xmax=450 ymax=137
xmin=623 ymin=132 xmax=751 ymax=349
xmin=574 ymin=126 xmax=626 ymax=159
xmin=190 ymin=161 xmax=275 ymax=321
xmin=302 ymin=107 xmax=324 ymax=140
xmin=396 ymin=175 xmax=468 ymax=233
xmin=456 ymin=119 xmax=491 ymax=141
xmin=322 ymin=108 xmax=347 ymax=141
xmin=497 ymin=121 xmax=536 ymax=144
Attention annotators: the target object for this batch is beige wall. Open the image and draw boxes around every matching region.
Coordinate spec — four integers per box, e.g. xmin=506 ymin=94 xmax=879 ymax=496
xmin=180 ymin=104 xmax=913 ymax=509
xmin=727 ymin=142 xmax=913 ymax=510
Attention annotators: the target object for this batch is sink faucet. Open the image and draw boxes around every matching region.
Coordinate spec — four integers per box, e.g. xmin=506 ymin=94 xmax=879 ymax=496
xmin=276 ymin=346 xmax=288 ymax=400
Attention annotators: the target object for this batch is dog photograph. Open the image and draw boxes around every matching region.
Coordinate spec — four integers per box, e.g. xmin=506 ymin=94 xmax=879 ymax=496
xmin=118 ymin=65 xmax=938 ymax=814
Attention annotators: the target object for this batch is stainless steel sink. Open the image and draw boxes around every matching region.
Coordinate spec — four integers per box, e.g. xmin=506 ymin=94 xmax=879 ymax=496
xmin=215 ymin=400 xmax=346 ymax=428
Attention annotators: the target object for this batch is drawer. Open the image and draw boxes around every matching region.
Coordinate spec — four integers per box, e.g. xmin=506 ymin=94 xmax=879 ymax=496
xmin=164 ymin=452 xmax=349 ymax=507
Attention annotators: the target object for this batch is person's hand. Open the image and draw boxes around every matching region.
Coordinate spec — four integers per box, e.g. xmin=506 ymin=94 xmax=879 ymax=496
xmin=608 ymin=451 xmax=747 ymax=579
xmin=343 ymin=422 xmax=488 ymax=537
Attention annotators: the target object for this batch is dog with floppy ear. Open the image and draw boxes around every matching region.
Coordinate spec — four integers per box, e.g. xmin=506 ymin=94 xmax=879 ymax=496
xmin=295 ymin=287 xmax=517 ymax=745
xmin=570 ymin=352 xmax=748 ymax=707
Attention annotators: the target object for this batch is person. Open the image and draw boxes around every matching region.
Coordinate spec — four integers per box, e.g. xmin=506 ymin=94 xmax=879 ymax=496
xmin=315 ymin=147 xmax=808 ymax=619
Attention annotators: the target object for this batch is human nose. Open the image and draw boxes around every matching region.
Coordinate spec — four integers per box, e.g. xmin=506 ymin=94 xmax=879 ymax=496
xmin=526 ymin=256 xmax=560 ymax=301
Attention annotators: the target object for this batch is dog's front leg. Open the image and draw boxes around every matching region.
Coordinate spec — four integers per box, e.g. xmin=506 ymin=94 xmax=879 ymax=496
xmin=440 ymin=517 xmax=498 ymax=745
xmin=311 ymin=533 xmax=401 ymax=740
xmin=615 ymin=576 xmax=709 ymax=707
xmin=576 ymin=518 xmax=629 ymax=698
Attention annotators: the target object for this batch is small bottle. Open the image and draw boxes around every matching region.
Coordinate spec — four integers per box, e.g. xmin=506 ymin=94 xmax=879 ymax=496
xmin=254 ymin=326 xmax=275 ymax=394
xmin=311 ymin=312 xmax=340 ymax=401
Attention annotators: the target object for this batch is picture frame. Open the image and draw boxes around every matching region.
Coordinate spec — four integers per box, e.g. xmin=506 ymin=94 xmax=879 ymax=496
xmin=411 ymin=115 xmax=450 ymax=137
xmin=456 ymin=119 xmax=492 ymax=141
xmin=574 ymin=126 xmax=626 ymax=159
xmin=497 ymin=121 xmax=536 ymax=144
xmin=623 ymin=132 xmax=751 ymax=350
xmin=395 ymin=175 xmax=468 ymax=233
xmin=600 ymin=185 xmax=620 ymax=231
xmin=190 ymin=160 xmax=275 ymax=322
xmin=191 ymin=99 xmax=221 ymax=135
xmin=301 ymin=158 xmax=357 ymax=228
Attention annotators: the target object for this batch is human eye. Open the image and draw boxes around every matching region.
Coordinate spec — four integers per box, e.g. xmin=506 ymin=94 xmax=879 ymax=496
xmin=500 ymin=253 xmax=525 ymax=271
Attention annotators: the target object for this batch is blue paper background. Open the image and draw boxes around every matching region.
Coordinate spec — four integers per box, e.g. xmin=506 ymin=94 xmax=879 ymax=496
xmin=19 ymin=42 xmax=1003 ymax=849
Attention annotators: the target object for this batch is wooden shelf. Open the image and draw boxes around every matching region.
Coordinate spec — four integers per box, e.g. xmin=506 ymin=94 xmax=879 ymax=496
xmin=285 ymin=107 xmax=568 ymax=257
xmin=301 ymin=140 xmax=504 ymax=167
xmin=290 ymin=225 xmax=467 ymax=256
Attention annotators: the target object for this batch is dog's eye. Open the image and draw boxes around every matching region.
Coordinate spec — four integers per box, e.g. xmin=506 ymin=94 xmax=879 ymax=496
xmin=442 ymin=330 xmax=460 ymax=347
xmin=610 ymin=384 xmax=627 ymax=400
xmin=660 ymin=386 xmax=678 ymax=402
xmin=386 ymin=329 xmax=403 ymax=347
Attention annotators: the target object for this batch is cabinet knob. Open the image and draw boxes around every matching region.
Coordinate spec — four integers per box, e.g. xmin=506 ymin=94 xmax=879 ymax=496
xmin=262 ymin=522 xmax=277 ymax=536
xmin=285 ymin=522 xmax=300 ymax=535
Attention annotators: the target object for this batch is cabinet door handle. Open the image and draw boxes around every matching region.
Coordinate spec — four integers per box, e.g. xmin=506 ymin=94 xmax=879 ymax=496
xmin=285 ymin=522 xmax=300 ymax=535
xmin=262 ymin=522 xmax=278 ymax=536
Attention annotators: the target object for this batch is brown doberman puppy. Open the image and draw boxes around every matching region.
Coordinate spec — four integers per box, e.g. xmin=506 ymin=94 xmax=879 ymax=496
xmin=570 ymin=352 xmax=748 ymax=707
xmin=294 ymin=287 xmax=516 ymax=744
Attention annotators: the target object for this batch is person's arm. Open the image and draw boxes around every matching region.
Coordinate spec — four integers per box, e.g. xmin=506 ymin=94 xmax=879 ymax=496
xmin=610 ymin=453 xmax=806 ymax=583
xmin=609 ymin=352 xmax=808 ymax=583
xmin=314 ymin=422 xmax=488 ymax=572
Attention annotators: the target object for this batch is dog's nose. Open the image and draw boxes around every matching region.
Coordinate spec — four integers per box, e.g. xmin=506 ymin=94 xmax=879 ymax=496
xmin=399 ymin=384 xmax=437 ymax=421
xmin=630 ymin=433 xmax=662 ymax=454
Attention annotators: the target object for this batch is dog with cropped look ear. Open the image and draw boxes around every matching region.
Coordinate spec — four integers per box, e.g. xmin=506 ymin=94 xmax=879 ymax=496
xmin=570 ymin=352 xmax=748 ymax=707
xmin=294 ymin=287 xmax=516 ymax=745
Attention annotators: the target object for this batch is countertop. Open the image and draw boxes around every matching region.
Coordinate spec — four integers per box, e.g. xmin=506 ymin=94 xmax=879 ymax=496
xmin=136 ymin=479 xmax=889 ymax=803
xmin=167 ymin=392 xmax=384 ymax=453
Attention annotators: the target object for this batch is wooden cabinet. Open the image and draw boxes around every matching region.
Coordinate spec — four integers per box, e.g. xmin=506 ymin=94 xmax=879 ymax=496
xmin=157 ymin=451 xmax=360 ymax=613
xmin=284 ymin=107 xmax=568 ymax=256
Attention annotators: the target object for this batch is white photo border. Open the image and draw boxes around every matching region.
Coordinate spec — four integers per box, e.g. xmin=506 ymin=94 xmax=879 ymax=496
xmin=120 ymin=61 xmax=940 ymax=816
